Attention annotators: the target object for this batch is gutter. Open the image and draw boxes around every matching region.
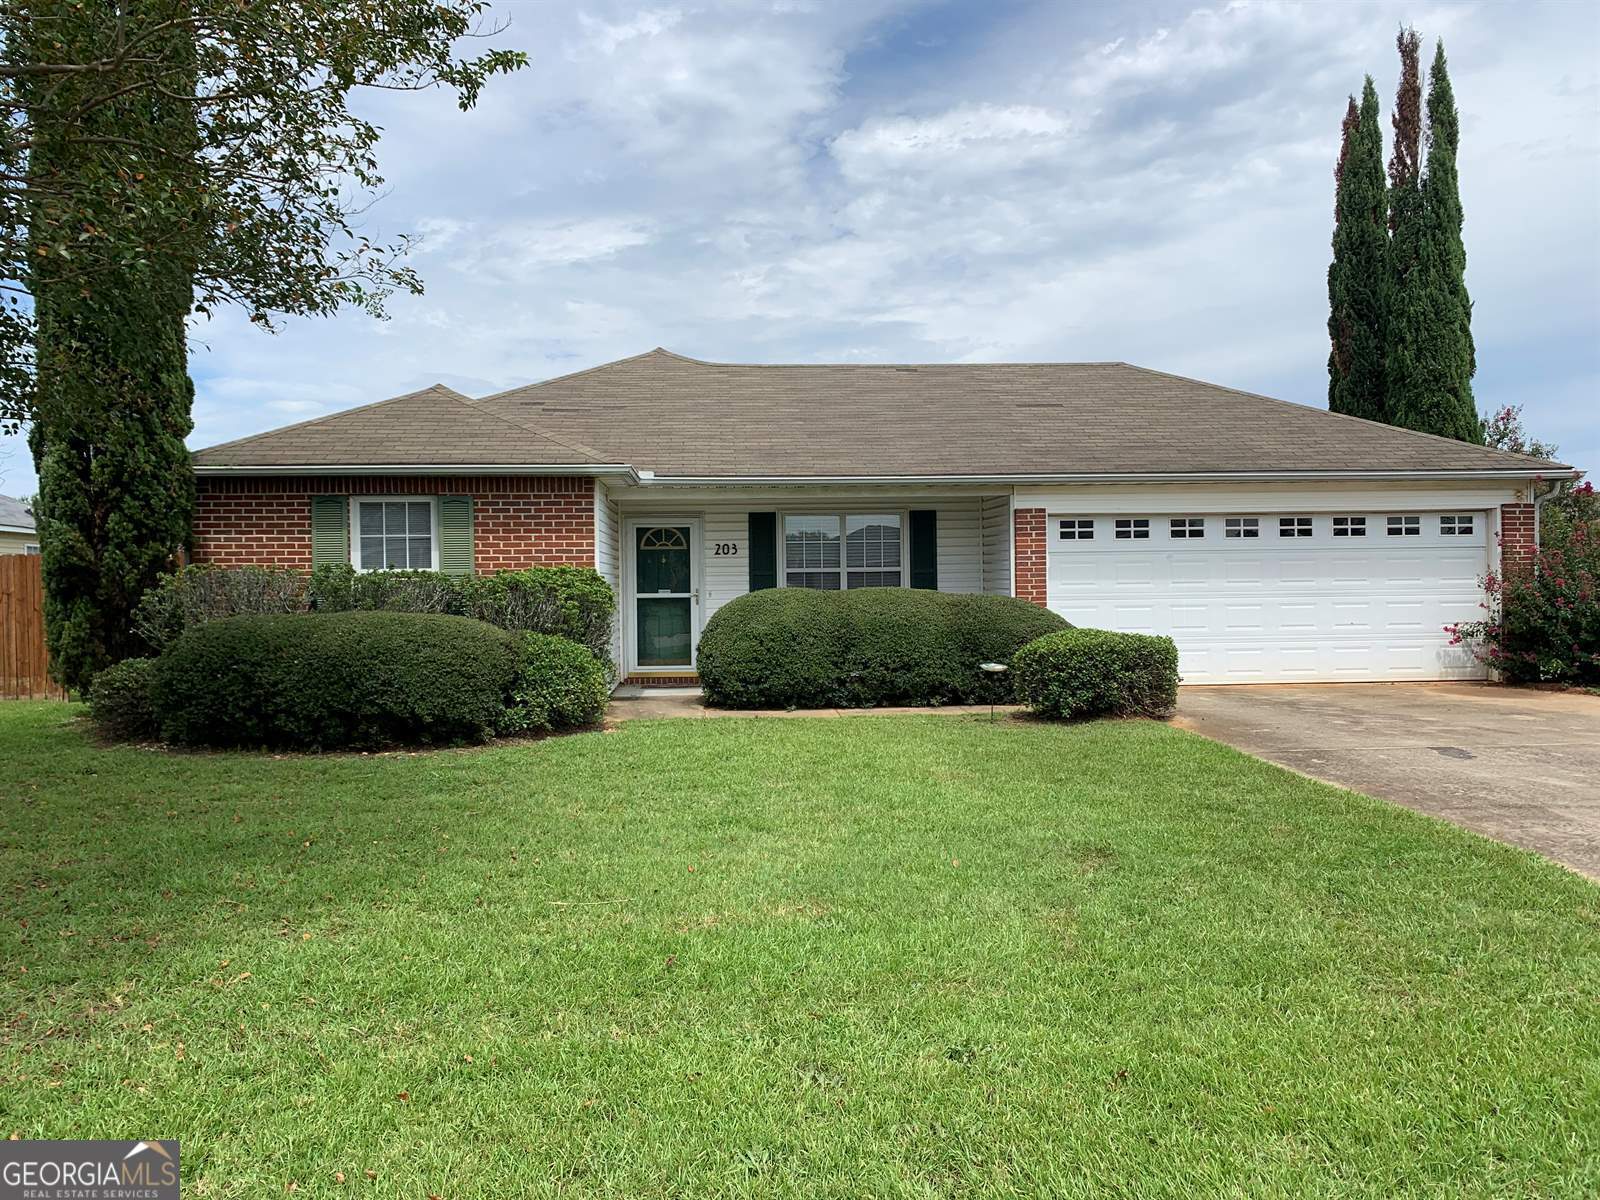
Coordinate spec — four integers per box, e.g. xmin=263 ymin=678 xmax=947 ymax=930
xmin=189 ymin=465 xmax=1579 ymax=487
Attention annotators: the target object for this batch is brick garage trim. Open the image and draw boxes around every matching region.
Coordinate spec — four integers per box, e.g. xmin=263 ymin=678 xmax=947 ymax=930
xmin=1013 ymin=507 xmax=1048 ymax=606
xmin=193 ymin=476 xmax=597 ymax=572
xmin=1499 ymin=502 xmax=1536 ymax=571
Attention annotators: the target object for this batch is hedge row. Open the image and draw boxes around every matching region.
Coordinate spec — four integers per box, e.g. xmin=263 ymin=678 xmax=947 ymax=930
xmin=132 ymin=563 xmax=615 ymax=666
xmin=696 ymin=588 xmax=1069 ymax=709
xmin=94 ymin=612 xmax=608 ymax=750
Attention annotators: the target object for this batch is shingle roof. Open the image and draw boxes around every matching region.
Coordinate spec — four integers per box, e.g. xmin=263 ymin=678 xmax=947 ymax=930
xmin=0 ymin=494 xmax=34 ymax=532
xmin=193 ymin=349 xmax=1570 ymax=478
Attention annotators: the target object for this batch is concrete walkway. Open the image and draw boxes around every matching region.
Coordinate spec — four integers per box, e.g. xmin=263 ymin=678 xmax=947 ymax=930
xmin=1175 ymin=682 xmax=1600 ymax=879
xmin=608 ymin=688 xmax=1022 ymax=721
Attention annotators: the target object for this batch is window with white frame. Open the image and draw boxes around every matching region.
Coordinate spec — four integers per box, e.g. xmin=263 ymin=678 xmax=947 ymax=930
xmin=1386 ymin=515 xmax=1420 ymax=536
xmin=1114 ymin=518 xmax=1150 ymax=540
xmin=1059 ymin=518 xmax=1095 ymax=541
xmin=1440 ymin=514 xmax=1475 ymax=536
xmin=1278 ymin=516 xmax=1313 ymax=538
xmin=783 ymin=512 xmax=903 ymax=590
xmin=355 ymin=498 xmax=437 ymax=571
xmin=1225 ymin=517 xmax=1259 ymax=539
xmin=1170 ymin=517 xmax=1205 ymax=539
xmin=1332 ymin=515 xmax=1366 ymax=537
xmin=23 ymin=542 xmax=40 ymax=555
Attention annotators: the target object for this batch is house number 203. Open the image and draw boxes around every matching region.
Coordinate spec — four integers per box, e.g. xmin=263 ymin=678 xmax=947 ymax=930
xmin=712 ymin=542 xmax=740 ymax=557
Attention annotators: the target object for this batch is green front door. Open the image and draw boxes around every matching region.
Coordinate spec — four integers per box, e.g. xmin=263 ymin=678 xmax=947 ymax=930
xmin=634 ymin=524 xmax=694 ymax=667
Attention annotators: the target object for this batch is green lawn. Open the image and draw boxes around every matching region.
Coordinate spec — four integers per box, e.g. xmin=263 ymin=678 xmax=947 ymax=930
xmin=1 ymin=703 xmax=1597 ymax=1198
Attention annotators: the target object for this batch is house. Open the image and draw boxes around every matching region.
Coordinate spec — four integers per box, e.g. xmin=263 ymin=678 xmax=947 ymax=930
xmin=0 ymin=495 xmax=38 ymax=556
xmin=190 ymin=348 xmax=1576 ymax=685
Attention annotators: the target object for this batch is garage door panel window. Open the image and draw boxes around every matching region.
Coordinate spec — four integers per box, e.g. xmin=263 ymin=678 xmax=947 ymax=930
xmin=1170 ymin=517 xmax=1205 ymax=539
xmin=1225 ymin=517 xmax=1260 ymax=539
xmin=1278 ymin=516 xmax=1314 ymax=538
xmin=1333 ymin=515 xmax=1367 ymax=537
xmin=1440 ymin=514 xmax=1475 ymax=536
xmin=1387 ymin=515 xmax=1421 ymax=536
xmin=784 ymin=513 xmax=903 ymax=589
xmin=1058 ymin=518 xmax=1095 ymax=541
xmin=1115 ymin=518 xmax=1150 ymax=540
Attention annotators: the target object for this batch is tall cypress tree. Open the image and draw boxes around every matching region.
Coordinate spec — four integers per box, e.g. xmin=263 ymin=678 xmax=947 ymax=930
xmin=23 ymin=7 xmax=199 ymax=690
xmin=1383 ymin=27 xmax=1427 ymax=432
xmin=1327 ymin=77 xmax=1387 ymax=421
xmin=1410 ymin=40 xmax=1480 ymax=442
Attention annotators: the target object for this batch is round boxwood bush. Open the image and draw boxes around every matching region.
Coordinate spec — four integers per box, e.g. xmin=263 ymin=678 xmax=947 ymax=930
xmin=503 ymin=632 xmax=610 ymax=734
xmin=151 ymin=611 xmax=521 ymax=749
xmin=697 ymin=588 xmax=1069 ymax=709
xmin=87 ymin=657 xmax=160 ymax=741
xmin=1011 ymin=628 xmax=1179 ymax=720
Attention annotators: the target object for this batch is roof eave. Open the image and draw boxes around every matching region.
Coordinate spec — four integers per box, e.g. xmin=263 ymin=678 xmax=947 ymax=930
xmin=192 ymin=463 xmax=641 ymax=481
xmin=634 ymin=467 xmax=1582 ymax=486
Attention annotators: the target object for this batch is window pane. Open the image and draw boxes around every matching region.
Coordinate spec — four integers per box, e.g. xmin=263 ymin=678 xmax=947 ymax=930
xmin=848 ymin=570 xmax=901 ymax=588
xmin=788 ymin=571 xmax=841 ymax=590
xmin=384 ymin=501 xmax=407 ymax=535
xmin=637 ymin=526 xmax=691 ymax=593
xmin=407 ymin=502 xmax=431 ymax=535
xmin=785 ymin=515 xmax=840 ymax=571
xmin=383 ymin=540 xmax=408 ymax=569
xmin=358 ymin=503 xmax=382 ymax=536
xmin=360 ymin=536 xmax=384 ymax=570
xmin=846 ymin=514 xmax=901 ymax=569
xmin=408 ymin=536 xmax=432 ymax=568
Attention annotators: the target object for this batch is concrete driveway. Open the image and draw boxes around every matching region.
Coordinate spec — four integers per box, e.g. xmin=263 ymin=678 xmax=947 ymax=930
xmin=1175 ymin=683 xmax=1600 ymax=879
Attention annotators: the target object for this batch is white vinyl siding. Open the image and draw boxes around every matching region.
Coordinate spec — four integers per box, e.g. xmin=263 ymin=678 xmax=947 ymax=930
xmin=628 ymin=495 xmax=986 ymax=628
xmin=980 ymin=496 xmax=1011 ymax=595
xmin=594 ymin=483 xmax=623 ymax=672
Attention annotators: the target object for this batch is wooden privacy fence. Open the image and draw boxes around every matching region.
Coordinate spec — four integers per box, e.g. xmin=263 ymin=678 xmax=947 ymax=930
xmin=1 ymin=555 xmax=65 ymax=699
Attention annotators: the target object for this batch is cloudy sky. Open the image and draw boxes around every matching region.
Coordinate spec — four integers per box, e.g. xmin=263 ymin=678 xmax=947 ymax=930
xmin=2 ymin=0 xmax=1596 ymax=495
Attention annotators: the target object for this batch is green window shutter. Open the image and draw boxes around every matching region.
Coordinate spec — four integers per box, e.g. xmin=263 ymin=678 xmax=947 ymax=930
xmin=439 ymin=496 xmax=474 ymax=575
xmin=748 ymin=512 xmax=777 ymax=591
xmin=909 ymin=510 xmax=938 ymax=590
xmin=310 ymin=496 xmax=348 ymax=568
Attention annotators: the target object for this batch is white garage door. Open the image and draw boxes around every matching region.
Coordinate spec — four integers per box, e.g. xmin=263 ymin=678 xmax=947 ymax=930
xmin=1046 ymin=510 xmax=1489 ymax=683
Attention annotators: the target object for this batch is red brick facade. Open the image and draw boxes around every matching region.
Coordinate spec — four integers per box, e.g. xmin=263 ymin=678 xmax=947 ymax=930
xmin=1499 ymin=502 xmax=1536 ymax=571
xmin=1013 ymin=507 xmax=1048 ymax=606
xmin=192 ymin=475 xmax=596 ymax=572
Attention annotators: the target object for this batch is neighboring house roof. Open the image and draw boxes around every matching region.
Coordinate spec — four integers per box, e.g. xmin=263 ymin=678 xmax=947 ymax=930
xmin=192 ymin=348 xmax=1572 ymax=480
xmin=0 ymin=494 xmax=35 ymax=534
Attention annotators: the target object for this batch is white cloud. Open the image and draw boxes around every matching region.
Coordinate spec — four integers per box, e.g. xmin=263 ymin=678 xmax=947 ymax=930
xmin=831 ymin=104 xmax=1073 ymax=180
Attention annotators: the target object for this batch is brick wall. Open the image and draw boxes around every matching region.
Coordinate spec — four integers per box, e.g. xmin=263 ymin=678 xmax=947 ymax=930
xmin=1013 ymin=507 xmax=1048 ymax=606
xmin=192 ymin=476 xmax=596 ymax=571
xmin=1499 ymin=502 xmax=1536 ymax=571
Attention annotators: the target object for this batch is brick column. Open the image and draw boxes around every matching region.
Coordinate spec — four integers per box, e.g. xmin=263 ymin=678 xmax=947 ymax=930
xmin=1013 ymin=507 xmax=1048 ymax=606
xmin=1499 ymin=502 xmax=1536 ymax=571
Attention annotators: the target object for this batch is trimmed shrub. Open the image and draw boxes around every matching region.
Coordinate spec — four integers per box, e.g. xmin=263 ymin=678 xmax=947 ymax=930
xmin=133 ymin=564 xmax=308 ymax=653
xmin=697 ymin=588 xmax=1069 ymax=709
xmin=1012 ymin=629 xmax=1179 ymax=720
xmin=309 ymin=563 xmax=616 ymax=666
xmin=151 ymin=612 xmax=520 ymax=749
xmin=308 ymin=563 xmax=457 ymax=614
xmin=87 ymin=657 xmax=159 ymax=740
xmin=457 ymin=567 xmax=616 ymax=665
xmin=502 ymin=633 xmax=610 ymax=734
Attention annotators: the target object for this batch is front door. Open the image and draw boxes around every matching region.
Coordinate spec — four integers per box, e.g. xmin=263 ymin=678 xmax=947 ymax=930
xmin=631 ymin=522 xmax=697 ymax=670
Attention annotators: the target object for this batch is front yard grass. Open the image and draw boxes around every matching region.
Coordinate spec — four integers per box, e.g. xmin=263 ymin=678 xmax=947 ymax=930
xmin=1 ymin=702 xmax=1597 ymax=1197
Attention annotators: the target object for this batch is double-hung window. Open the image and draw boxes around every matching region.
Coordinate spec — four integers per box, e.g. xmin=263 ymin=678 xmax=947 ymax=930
xmin=783 ymin=513 xmax=903 ymax=590
xmin=354 ymin=498 xmax=437 ymax=571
